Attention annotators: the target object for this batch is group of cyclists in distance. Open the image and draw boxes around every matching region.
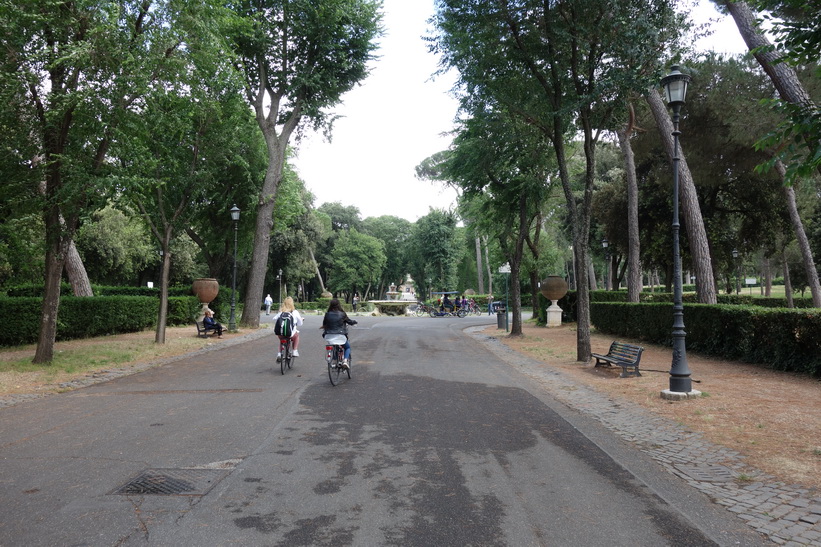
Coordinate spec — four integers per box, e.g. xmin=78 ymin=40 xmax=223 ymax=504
xmin=270 ymin=293 xmax=483 ymax=378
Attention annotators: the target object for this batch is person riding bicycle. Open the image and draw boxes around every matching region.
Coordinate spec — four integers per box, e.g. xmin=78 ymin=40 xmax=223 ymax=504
xmin=273 ymin=296 xmax=303 ymax=359
xmin=442 ymin=294 xmax=453 ymax=312
xmin=321 ymin=298 xmax=357 ymax=368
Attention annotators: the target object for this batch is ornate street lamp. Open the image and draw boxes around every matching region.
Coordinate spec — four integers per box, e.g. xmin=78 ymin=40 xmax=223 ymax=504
xmin=601 ymin=237 xmax=610 ymax=290
xmin=661 ymin=65 xmax=694 ymax=395
xmin=229 ymin=205 xmax=240 ymax=332
xmin=732 ymin=248 xmax=740 ymax=295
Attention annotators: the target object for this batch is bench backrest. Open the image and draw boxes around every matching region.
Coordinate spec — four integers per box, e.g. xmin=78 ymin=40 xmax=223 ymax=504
xmin=608 ymin=341 xmax=643 ymax=362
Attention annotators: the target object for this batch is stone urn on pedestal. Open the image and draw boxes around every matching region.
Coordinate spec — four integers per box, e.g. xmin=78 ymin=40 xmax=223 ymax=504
xmin=192 ymin=278 xmax=220 ymax=320
xmin=540 ymin=276 xmax=568 ymax=328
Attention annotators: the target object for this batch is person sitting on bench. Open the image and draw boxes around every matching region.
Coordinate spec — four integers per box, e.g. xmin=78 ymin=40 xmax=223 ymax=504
xmin=203 ymin=308 xmax=224 ymax=337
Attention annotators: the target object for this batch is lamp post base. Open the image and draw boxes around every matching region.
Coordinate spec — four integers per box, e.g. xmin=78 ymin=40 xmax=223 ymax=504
xmin=660 ymin=389 xmax=702 ymax=401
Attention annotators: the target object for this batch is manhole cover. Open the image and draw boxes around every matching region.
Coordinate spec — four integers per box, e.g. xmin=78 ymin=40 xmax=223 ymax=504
xmin=111 ymin=468 xmax=228 ymax=496
xmin=672 ymin=463 xmax=737 ymax=482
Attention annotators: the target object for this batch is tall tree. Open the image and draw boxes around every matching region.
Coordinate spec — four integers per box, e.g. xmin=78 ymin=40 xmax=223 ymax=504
xmin=1 ymin=0 xmax=217 ymax=362
xmin=432 ymin=0 xmax=682 ymax=359
xmin=229 ymin=0 xmax=382 ymax=328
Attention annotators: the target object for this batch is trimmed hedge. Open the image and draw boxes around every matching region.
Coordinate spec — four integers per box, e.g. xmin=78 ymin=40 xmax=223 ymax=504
xmin=0 ymin=295 xmax=202 ymax=347
xmin=591 ymin=302 xmax=821 ymax=377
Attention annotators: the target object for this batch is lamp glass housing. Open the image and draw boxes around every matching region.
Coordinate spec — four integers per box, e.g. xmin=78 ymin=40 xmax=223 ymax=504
xmin=230 ymin=205 xmax=240 ymax=222
xmin=661 ymin=65 xmax=690 ymax=106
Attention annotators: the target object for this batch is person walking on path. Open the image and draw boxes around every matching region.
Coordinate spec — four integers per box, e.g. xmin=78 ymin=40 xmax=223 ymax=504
xmin=264 ymin=294 xmax=273 ymax=315
xmin=352 ymin=294 xmax=359 ymax=313
xmin=487 ymin=294 xmax=494 ymax=315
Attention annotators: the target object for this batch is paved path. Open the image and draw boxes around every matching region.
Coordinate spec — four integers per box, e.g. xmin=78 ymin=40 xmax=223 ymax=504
xmin=1 ymin=314 xmax=817 ymax=544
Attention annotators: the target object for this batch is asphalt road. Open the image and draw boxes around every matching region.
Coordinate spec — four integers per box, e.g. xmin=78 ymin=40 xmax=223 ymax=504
xmin=0 ymin=314 xmax=767 ymax=546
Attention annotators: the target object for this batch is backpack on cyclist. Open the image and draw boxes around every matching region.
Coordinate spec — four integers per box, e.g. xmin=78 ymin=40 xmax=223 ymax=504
xmin=275 ymin=312 xmax=293 ymax=338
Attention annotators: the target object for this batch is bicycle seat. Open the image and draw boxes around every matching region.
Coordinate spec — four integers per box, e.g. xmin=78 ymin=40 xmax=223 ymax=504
xmin=324 ymin=334 xmax=347 ymax=345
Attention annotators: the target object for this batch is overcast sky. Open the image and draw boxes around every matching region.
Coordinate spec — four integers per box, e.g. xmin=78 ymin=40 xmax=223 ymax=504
xmin=290 ymin=0 xmax=748 ymax=222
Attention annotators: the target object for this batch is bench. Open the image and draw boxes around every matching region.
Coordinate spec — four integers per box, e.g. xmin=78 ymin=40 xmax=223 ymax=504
xmin=194 ymin=320 xmax=220 ymax=338
xmin=592 ymin=341 xmax=644 ymax=378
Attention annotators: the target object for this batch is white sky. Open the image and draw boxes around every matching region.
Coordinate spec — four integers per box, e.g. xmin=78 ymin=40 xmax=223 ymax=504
xmin=291 ymin=0 xmax=748 ymax=222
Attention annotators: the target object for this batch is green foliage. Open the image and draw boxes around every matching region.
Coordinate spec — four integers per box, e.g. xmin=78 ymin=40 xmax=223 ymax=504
xmin=328 ymin=229 xmax=386 ymax=295
xmin=0 ymin=214 xmax=44 ymax=287
xmin=406 ymin=210 xmax=460 ymax=297
xmin=75 ymin=204 xmax=157 ymax=285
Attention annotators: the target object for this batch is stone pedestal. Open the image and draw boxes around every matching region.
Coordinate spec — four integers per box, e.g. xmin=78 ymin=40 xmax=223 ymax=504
xmin=546 ymin=300 xmax=563 ymax=327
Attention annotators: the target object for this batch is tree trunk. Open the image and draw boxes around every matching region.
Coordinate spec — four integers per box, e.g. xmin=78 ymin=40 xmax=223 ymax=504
xmin=155 ymin=243 xmax=171 ymax=344
xmin=475 ymin=237 xmax=485 ymax=294
xmin=723 ymin=1 xmax=820 ymax=178
xmin=33 ymin=205 xmax=66 ymax=364
xmin=782 ymin=248 xmax=794 ymax=308
xmin=646 ymin=87 xmax=717 ymax=304
xmin=588 ymin=259 xmax=598 ymax=291
xmin=307 ymin=246 xmax=327 ymax=293
xmin=483 ymin=236 xmax=493 ymax=296
xmin=529 ymin=269 xmax=540 ymax=320
xmin=723 ymin=2 xmax=816 ymax=108
xmin=241 ymin=134 xmax=291 ymax=327
xmin=65 ymin=240 xmax=93 ymax=296
xmin=508 ymin=193 xmax=529 ymax=337
xmin=37 ymin=179 xmax=92 ymax=297
xmin=617 ymin=111 xmax=642 ymax=303
xmin=776 ymin=161 xmax=821 ymax=307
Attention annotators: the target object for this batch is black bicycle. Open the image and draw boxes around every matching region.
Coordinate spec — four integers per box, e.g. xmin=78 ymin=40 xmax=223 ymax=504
xmin=278 ymin=336 xmax=293 ymax=375
xmin=325 ymin=335 xmax=351 ymax=386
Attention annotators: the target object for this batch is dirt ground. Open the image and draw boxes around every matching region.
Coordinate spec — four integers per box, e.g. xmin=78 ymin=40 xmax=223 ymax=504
xmin=490 ymin=322 xmax=821 ymax=492
xmin=2 ymin=321 xmax=820 ymax=493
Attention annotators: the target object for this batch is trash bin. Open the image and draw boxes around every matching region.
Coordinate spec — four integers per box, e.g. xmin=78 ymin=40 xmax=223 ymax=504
xmin=495 ymin=303 xmax=506 ymax=329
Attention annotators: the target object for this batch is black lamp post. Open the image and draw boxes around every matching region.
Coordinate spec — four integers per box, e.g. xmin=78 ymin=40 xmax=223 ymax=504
xmin=277 ymin=268 xmax=283 ymax=309
xmin=229 ymin=205 xmax=240 ymax=332
xmin=732 ymin=248 xmax=740 ymax=295
xmin=661 ymin=65 xmax=692 ymax=394
xmin=601 ymin=237 xmax=610 ymax=290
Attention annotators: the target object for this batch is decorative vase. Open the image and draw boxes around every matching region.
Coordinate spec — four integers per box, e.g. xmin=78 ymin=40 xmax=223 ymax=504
xmin=540 ymin=276 xmax=568 ymax=328
xmin=540 ymin=276 xmax=568 ymax=301
xmin=192 ymin=278 xmax=220 ymax=303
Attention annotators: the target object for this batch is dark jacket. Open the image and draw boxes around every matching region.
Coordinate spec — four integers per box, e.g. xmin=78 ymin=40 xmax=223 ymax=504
xmin=322 ymin=310 xmax=355 ymax=335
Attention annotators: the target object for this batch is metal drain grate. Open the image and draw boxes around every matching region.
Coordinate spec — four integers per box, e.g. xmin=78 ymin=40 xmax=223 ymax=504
xmin=111 ymin=468 xmax=228 ymax=496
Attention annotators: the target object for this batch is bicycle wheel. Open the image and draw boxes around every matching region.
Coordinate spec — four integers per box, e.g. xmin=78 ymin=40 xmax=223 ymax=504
xmin=457 ymin=309 xmax=467 ymax=318
xmin=285 ymin=344 xmax=293 ymax=372
xmin=345 ymin=352 xmax=352 ymax=379
xmin=280 ymin=340 xmax=289 ymax=375
xmin=328 ymin=355 xmax=341 ymax=386
xmin=415 ymin=305 xmax=426 ymax=317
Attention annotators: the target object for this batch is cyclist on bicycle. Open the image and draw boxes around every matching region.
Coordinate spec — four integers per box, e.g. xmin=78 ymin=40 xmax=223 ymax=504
xmin=273 ymin=296 xmax=303 ymax=358
xmin=321 ymin=298 xmax=357 ymax=368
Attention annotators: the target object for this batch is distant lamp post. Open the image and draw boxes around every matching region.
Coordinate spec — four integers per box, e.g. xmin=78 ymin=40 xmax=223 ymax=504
xmin=661 ymin=65 xmax=697 ymax=398
xmin=498 ymin=262 xmax=511 ymax=332
xmin=277 ymin=268 xmax=283 ymax=309
xmin=601 ymin=237 xmax=610 ymax=290
xmin=732 ymin=248 xmax=740 ymax=295
xmin=229 ymin=205 xmax=240 ymax=332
